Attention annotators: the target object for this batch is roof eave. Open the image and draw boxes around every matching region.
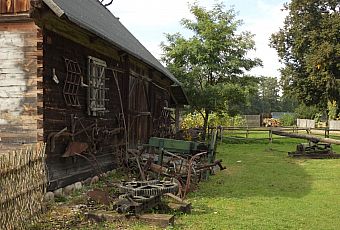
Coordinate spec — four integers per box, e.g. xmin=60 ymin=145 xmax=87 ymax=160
xmin=43 ymin=0 xmax=181 ymax=86
xmin=43 ymin=0 xmax=64 ymax=17
xmin=171 ymin=84 xmax=189 ymax=106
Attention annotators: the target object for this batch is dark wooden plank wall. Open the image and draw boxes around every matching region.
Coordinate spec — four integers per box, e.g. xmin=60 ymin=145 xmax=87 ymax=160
xmin=128 ymin=74 xmax=151 ymax=146
xmin=0 ymin=5 xmax=180 ymax=191
xmin=149 ymin=83 xmax=171 ymax=135
xmin=127 ymin=63 xmax=171 ymax=146
xmin=0 ymin=0 xmax=30 ymax=14
xmin=0 ymin=21 xmax=38 ymax=153
xmin=43 ymin=30 xmax=126 ymax=190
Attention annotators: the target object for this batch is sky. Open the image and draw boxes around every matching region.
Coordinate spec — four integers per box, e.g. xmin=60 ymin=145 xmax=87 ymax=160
xmin=108 ymin=0 xmax=288 ymax=78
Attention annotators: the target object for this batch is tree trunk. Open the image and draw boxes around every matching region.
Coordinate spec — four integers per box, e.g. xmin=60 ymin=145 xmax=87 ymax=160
xmin=202 ymin=110 xmax=210 ymax=141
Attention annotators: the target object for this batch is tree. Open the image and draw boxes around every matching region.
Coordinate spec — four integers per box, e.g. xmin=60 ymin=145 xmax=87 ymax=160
xmin=100 ymin=0 xmax=113 ymax=7
xmin=240 ymin=76 xmax=290 ymax=115
xmin=280 ymin=92 xmax=299 ymax=112
xmin=258 ymin=77 xmax=281 ymax=113
xmin=270 ymin=0 xmax=340 ymax=109
xmin=294 ymin=103 xmax=321 ymax=119
xmin=161 ymin=2 xmax=261 ymax=138
xmin=238 ymin=76 xmax=262 ymax=115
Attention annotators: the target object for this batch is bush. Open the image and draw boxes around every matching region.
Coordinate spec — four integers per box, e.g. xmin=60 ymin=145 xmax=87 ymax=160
xmin=181 ymin=113 xmax=204 ymax=129
xmin=294 ymin=104 xmax=320 ymax=119
xmin=279 ymin=113 xmax=296 ymax=126
xmin=327 ymin=100 xmax=337 ymax=120
xmin=181 ymin=111 xmax=245 ymax=129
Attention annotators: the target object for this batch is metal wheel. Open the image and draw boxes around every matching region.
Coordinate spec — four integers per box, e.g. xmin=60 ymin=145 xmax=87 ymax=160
xmin=118 ymin=180 xmax=179 ymax=196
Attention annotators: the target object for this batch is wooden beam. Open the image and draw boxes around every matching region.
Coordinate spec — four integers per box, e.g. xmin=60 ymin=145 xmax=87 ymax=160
xmin=33 ymin=11 xmax=121 ymax=61
xmin=272 ymin=130 xmax=340 ymax=145
xmin=138 ymin=214 xmax=175 ymax=228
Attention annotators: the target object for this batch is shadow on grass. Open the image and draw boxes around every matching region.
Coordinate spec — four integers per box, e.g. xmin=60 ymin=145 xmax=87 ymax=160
xmin=190 ymin=140 xmax=312 ymax=200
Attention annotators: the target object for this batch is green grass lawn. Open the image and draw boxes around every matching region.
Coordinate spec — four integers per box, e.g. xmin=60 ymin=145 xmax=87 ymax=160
xmin=174 ymin=138 xmax=340 ymax=230
xmin=31 ymin=135 xmax=340 ymax=230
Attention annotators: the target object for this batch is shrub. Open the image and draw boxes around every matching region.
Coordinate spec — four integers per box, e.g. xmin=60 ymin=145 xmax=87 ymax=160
xmin=294 ymin=104 xmax=320 ymax=119
xmin=327 ymin=100 xmax=337 ymax=120
xmin=181 ymin=111 xmax=245 ymax=129
xmin=181 ymin=113 xmax=204 ymax=129
xmin=279 ymin=113 xmax=296 ymax=126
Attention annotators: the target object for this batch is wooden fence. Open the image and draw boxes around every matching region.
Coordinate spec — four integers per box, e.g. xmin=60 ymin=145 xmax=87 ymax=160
xmin=242 ymin=115 xmax=261 ymax=127
xmin=209 ymin=126 xmax=340 ymax=143
xmin=0 ymin=144 xmax=46 ymax=230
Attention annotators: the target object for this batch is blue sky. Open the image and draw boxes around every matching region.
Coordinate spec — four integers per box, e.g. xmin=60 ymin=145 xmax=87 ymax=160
xmin=108 ymin=0 xmax=288 ymax=77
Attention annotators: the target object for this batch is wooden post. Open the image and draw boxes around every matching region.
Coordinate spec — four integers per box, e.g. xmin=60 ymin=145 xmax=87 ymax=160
xmin=325 ymin=127 xmax=330 ymax=138
xmin=246 ymin=128 xmax=249 ymax=139
xmin=175 ymin=105 xmax=180 ymax=133
xmin=220 ymin=126 xmax=223 ymax=143
xmin=269 ymin=129 xmax=273 ymax=143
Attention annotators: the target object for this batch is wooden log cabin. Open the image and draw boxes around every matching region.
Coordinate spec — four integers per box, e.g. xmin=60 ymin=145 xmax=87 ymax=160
xmin=0 ymin=0 xmax=188 ymax=190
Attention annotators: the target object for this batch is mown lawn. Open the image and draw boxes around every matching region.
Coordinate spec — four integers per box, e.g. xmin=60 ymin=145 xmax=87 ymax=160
xmin=30 ymin=136 xmax=340 ymax=230
xmin=173 ymin=137 xmax=340 ymax=230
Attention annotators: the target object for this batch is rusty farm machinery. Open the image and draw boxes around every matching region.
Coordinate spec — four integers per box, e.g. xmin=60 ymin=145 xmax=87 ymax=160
xmin=86 ymin=131 xmax=224 ymax=217
xmin=127 ymin=131 xmax=225 ymax=199
xmin=272 ymin=130 xmax=340 ymax=158
xmin=113 ymin=131 xmax=224 ymax=214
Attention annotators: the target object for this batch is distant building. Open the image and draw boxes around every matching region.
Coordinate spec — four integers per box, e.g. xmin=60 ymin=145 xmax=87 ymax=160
xmin=271 ymin=112 xmax=293 ymax=119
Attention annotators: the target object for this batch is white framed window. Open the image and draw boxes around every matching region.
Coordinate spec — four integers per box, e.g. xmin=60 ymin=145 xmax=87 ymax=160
xmin=87 ymin=56 xmax=107 ymax=116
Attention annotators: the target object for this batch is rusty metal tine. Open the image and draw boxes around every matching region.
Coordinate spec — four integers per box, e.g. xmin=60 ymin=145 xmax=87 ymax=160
xmin=163 ymin=150 xmax=186 ymax=161
xmin=183 ymin=151 xmax=208 ymax=199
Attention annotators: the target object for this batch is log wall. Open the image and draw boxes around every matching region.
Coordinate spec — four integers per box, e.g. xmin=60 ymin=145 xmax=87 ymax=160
xmin=0 ymin=0 xmax=30 ymax=15
xmin=0 ymin=21 xmax=38 ymax=153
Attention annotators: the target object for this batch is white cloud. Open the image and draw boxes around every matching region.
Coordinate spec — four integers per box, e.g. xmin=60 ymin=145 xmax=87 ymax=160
xmin=108 ymin=0 xmax=190 ymax=28
xmin=108 ymin=0 xmax=287 ymax=78
xmin=108 ymin=0 xmax=193 ymax=58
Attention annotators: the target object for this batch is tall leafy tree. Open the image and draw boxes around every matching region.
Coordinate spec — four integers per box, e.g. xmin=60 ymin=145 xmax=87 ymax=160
xmin=280 ymin=93 xmax=299 ymax=112
xmin=161 ymin=2 xmax=261 ymax=138
xmin=271 ymin=0 xmax=340 ymax=109
xmin=238 ymin=76 xmax=262 ymax=115
xmin=240 ymin=76 xmax=286 ymax=114
xmin=258 ymin=77 xmax=281 ymax=113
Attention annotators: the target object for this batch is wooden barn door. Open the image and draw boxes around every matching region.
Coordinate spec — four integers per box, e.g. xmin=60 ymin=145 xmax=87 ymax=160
xmin=128 ymin=76 xmax=151 ymax=147
xmin=150 ymin=85 xmax=173 ymax=138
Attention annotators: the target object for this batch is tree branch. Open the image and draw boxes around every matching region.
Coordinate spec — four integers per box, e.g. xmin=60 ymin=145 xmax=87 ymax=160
xmin=100 ymin=0 xmax=113 ymax=7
